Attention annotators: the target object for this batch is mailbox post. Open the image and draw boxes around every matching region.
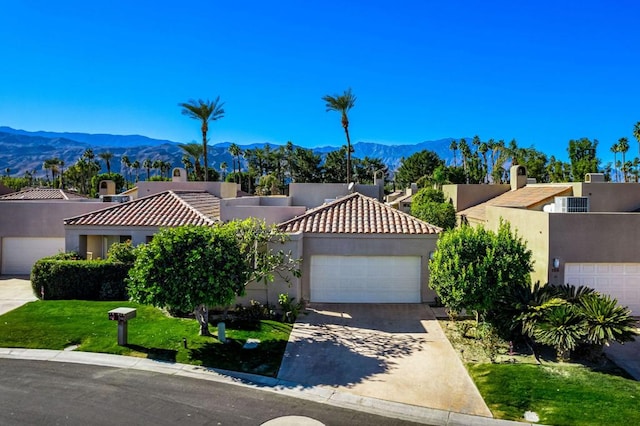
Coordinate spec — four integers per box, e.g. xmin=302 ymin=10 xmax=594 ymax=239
xmin=108 ymin=307 xmax=137 ymax=346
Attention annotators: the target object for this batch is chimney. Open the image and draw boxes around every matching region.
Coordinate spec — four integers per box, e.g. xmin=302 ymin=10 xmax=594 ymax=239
xmin=98 ymin=180 xmax=116 ymax=195
xmin=172 ymin=168 xmax=187 ymax=182
xmin=510 ymin=165 xmax=527 ymax=191
xmin=585 ymin=173 xmax=605 ymax=183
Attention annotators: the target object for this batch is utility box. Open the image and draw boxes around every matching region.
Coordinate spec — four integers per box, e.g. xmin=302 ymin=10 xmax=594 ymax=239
xmin=108 ymin=308 xmax=137 ymax=345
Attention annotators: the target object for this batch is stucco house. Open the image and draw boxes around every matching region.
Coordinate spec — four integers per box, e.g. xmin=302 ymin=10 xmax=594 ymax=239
xmin=0 ymin=188 xmax=117 ymax=274
xmin=444 ymin=166 xmax=640 ymax=315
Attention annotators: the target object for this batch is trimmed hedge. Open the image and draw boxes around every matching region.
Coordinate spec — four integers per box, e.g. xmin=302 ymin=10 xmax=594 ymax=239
xmin=31 ymin=259 xmax=131 ymax=301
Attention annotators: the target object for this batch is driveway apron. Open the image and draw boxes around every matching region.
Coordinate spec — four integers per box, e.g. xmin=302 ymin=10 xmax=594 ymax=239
xmin=0 ymin=276 xmax=37 ymax=315
xmin=277 ymin=303 xmax=492 ymax=417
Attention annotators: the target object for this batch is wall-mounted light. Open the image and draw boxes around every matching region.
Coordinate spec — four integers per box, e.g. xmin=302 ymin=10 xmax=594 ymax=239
xmin=553 ymin=258 xmax=560 ymax=268
xmin=429 ymin=251 xmax=435 ymax=260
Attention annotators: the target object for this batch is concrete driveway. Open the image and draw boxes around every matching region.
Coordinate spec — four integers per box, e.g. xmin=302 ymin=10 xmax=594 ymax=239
xmin=277 ymin=303 xmax=492 ymax=417
xmin=0 ymin=276 xmax=36 ymax=315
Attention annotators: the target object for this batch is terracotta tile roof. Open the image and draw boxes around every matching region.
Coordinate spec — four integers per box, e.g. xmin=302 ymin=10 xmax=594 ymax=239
xmin=64 ymin=190 xmax=220 ymax=227
xmin=278 ymin=192 xmax=441 ymax=234
xmin=458 ymin=185 xmax=573 ymax=222
xmin=0 ymin=188 xmax=88 ymax=200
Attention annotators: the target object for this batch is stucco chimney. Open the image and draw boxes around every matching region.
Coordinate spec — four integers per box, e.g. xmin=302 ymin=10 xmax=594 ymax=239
xmin=172 ymin=167 xmax=187 ymax=182
xmin=98 ymin=180 xmax=116 ymax=195
xmin=510 ymin=165 xmax=527 ymax=191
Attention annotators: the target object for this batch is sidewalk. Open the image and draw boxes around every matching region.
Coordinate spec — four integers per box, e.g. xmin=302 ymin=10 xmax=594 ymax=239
xmin=0 ymin=276 xmax=37 ymax=315
xmin=0 ymin=347 xmax=525 ymax=426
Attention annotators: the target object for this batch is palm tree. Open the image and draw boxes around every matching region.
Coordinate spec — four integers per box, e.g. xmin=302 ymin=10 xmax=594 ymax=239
xmin=610 ymin=142 xmax=619 ymax=182
xmin=143 ymin=159 xmax=153 ymax=181
xmin=178 ymin=97 xmax=225 ymax=181
xmin=322 ymin=88 xmax=356 ymax=183
xmin=228 ymin=143 xmax=242 ymax=183
xmin=98 ymin=151 xmax=114 ymax=174
xmin=449 ymin=139 xmax=458 ymax=167
xmin=220 ymin=161 xmax=228 ymax=180
xmin=634 ymin=121 xmax=640 ymax=158
xmin=121 ymin=155 xmax=131 ymax=185
xmin=179 ymin=142 xmax=204 ymax=180
xmin=131 ymin=160 xmax=141 ymax=182
xmin=618 ymin=137 xmax=630 ymax=182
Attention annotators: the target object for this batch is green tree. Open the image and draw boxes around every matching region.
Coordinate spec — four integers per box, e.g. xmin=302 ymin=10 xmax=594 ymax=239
xmin=228 ymin=143 xmax=242 ymax=183
xmin=290 ymin=146 xmax=322 ymax=183
xmin=429 ymin=222 xmax=533 ymax=320
xmin=395 ymin=150 xmax=444 ymax=187
xmin=322 ymin=88 xmax=356 ymax=183
xmin=634 ymin=121 xmax=640 ymax=158
xmin=568 ymin=138 xmax=599 ymax=182
xmin=127 ymin=225 xmax=247 ymax=336
xmin=179 ymin=97 xmax=225 ymax=181
xmin=91 ymin=173 xmax=126 ymax=194
xmin=410 ymin=188 xmax=456 ymax=230
xmin=449 ymin=139 xmax=458 ymax=167
xmin=323 ymin=147 xmax=349 ymax=183
xmin=611 ymin=142 xmax=620 ymax=182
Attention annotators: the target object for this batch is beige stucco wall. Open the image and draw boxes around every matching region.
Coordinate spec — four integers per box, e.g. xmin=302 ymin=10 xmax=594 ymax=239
xmin=572 ymin=182 xmax=640 ymax=212
xmin=0 ymin=201 xmax=116 ymax=238
xmin=65 ymin=225 xmax=157 ymax=256
xmin=236 ymin=233 xmax=303 ymax=306
xmin=220 ymin=205 xmax=307 ymax=225
xmin=547 ymin=212 xmax=640 ymax=285
xmin=295 ymin=233 xmax=438 ymax=303
xmin=486 ymin=206 xmax=550 ymax=285
xmin=135 ymin=181 xmax=238 ymax=199
xmin=289 ymin=183 xmax=382 ymax=208
xmin=443 ymin=184 xmax=510 ymax=212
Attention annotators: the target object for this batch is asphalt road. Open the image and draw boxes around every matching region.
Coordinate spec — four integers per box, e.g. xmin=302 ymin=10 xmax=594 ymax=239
xmin=0 ymin=359 xmax=424 ymax=426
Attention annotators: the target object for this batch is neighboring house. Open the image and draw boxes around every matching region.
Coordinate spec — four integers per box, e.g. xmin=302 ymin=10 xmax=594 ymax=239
xmin=275 ymin=192 xmax=441 ymax=304
xmin=444 ymin=166 xmax=640 ymax=315
xmin=386 ymin=183 xmax=419 ymax=214
xmin=0 ymin=188 xmax=116 ymax=274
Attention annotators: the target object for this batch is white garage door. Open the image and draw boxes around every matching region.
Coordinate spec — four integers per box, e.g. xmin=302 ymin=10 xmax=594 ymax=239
xmin=1 ymin=237 xmax=65 ymax=275
xmin=565 ymin=263 xmax=640 ymax=315
xmin=310 ymin=255 xmax=421 ymax=303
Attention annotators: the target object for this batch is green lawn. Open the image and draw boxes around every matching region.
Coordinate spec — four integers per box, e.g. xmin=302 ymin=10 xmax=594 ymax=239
xmin=0 ymin=300 xmax=292 ymax=377
xmin=469 ymin=360 xmax=640 ymax=425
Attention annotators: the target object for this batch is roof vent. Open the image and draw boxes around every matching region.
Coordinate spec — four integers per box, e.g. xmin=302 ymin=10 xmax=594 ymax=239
xmin=555 ymin=196 xmax=589 ymax=213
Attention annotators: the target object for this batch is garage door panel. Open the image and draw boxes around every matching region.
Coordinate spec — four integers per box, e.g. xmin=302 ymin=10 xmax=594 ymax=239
xmin=2 ymin=238 xmax=65 ymax=275
xmin=311 ymin=255 xmax=420 ymax=303
xmin=565 ymin=262 xmax=640 ymax=315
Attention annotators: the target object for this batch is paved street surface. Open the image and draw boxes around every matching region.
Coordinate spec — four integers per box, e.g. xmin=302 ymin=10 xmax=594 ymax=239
xmin=0 ymin=359 xmax=424 ymax=426
xmin=278 ymin=304 xmax=492 ymax=417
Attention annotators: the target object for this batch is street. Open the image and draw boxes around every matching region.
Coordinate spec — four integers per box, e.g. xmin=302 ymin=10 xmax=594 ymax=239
xmin=0 ymin=359 xmax=424 ymax=425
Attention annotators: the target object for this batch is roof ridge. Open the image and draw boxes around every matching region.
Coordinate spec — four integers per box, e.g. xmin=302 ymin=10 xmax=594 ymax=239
xmin=170 ymin=191 xmax=217 ymax=225
xmin=63 ymin=190 xmax=170 ymax=223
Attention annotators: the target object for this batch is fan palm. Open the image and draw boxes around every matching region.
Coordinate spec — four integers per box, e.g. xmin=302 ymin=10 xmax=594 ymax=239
xmin=322 ymin=88 xmax=356 ymax=183
xmin=179 ymin=97 xmax=225 ymax=181
xmin=98 ymin=151 xmax=114 ymax=174
xmin=618 ymin=137 xmax=630 ymax=181
xmin=179 ymin=143 xmax=204 ymax=181
xmin=634 ymin=121 xmax=640 ymax=157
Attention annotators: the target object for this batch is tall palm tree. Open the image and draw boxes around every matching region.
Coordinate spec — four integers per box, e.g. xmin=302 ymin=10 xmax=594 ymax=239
xmin=143 ymin=159 xmax=153 ymax=181
xmin=618 ymin=137 xmax=630 ymax=182
xmin=179 ymin=142 xmax=205 ymax=180
xmin=131 ymin=160 xmax=141 ymax=182
xmin=220 ymin=161 xmax=228 ymax=181
xmin=610 ymin=142 xmax=619 ymax=182
xmin=179 ymin=97 xmax=225 ymax=181
xmin=449 ymin=139 xmax=458 ymax=167
xmin=322 ymin=88 xmax=356 ymax=183
xmin=228 ymin=143 xmax=242 ymax=183
xmin=634 ymin=121 xmax=640 ymax=158
xmin=98 ymin=151 xmax=114 ymax=174
xmin=121 ymin=155 xmax=131 ymax=185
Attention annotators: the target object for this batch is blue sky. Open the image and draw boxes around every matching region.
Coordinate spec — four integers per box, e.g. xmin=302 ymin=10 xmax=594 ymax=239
xmin=2 ymin=1 xmax=639 ymax=161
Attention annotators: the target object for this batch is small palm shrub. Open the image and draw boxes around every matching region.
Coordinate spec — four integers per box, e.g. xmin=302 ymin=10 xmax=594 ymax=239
xmin=533 ymin=304 xmax=587 ymax=362
xmin=579 ymin=293 xmax=637 ymax=348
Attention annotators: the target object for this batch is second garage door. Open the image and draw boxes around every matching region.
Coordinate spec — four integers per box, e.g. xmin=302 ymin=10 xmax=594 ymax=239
xmin=565 ymin=263 xmax=640 ymax=315
xmin=1 ymin=237 xmax=65 ymax=275
xmin=310 ymin=255 xmax=421 ymax=303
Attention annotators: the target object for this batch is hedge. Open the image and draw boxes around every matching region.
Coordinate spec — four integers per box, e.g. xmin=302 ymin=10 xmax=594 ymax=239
xmin=31 ymin=258 xmax=131 ymax=301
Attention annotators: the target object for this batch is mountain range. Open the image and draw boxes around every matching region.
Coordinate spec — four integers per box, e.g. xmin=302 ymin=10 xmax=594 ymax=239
xmin=0 ymin=126 xmax=458 ymax=178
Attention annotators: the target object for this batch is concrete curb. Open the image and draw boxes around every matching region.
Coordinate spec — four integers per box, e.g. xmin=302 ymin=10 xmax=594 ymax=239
xmin=0 ymin=348 xmax=530 ymax=425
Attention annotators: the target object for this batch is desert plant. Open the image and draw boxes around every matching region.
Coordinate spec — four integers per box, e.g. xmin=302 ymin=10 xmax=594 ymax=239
xmin=278 ymin=293 xmax=305 ymax=323
xmin=578 ymin=293 xmax=637 ymax=348
xmin=533 ymin=304 xmax=587 ymax=362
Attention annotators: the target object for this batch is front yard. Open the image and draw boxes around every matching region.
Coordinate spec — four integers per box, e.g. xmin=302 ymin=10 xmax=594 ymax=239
xmin=441 ymin=319 xmax=640 ymax=425
xmin=0 ymin=300 xmax=292 ymax=377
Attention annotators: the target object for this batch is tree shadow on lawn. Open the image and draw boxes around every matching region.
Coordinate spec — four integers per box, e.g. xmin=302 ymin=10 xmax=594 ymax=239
xmin=188 ymin=339 xmax=286 ymax=377
xmin=125 ymin=344 xmax=178 ymax=363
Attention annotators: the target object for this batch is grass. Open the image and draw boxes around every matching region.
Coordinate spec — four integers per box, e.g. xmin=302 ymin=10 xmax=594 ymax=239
xmin=441 ymin=319 xmax=640 ymax=425
xmin=0 ymin=300 xmax=292 ymax=377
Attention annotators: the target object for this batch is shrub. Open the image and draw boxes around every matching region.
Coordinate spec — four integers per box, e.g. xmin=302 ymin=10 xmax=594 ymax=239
xmin=107 ymin=240 xmax=136 ymax=264
xmin=31 ymin=257 xmax=130 ymax=301
xmin=278 ymin=293 xmax=305 ymax=323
